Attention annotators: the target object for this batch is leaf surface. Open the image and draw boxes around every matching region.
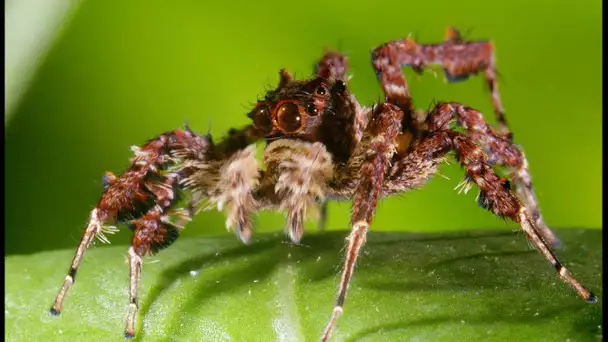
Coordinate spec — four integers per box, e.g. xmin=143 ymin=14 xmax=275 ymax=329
xmin=5 ymin=229 xmax=602 ymax=341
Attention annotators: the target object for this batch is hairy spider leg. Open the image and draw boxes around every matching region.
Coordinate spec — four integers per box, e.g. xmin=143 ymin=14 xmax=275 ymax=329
xmin=51 ymin=127 xmax=266 ymax=338
xmin=415 ymin=130 xmax=597 ymax=303
xmin=321 ymin=103 xmax=403 ymax=341
xmin=371 ymin=26 xmax=510 ymax=138
xmin=50 ymin=208 xmax=104 ymax=316
xmin=316 ymin=48 xmax=349 ymax=82
xmin=425 ymin=102 xmax=560 ymax=247
xmin=50 ymin=130 xmax=186 ymax=318
xmin=323 ymin=106 xmax=597 ymax=339
xmin=125 ymin=245 xmax=142 ymax=338
xmin=125 ymin=203 xmax=186 ymax=338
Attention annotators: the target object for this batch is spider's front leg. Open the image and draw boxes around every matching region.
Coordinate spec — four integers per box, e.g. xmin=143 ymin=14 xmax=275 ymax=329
xmin=50 ymin=125 xmax=264 ymax=338
xmin=321 ymin=102 xmax=403 ymax=341
xmin=372 ymin=27 xmax=510 ymax=138
xmin=50 ymin=129 xmax=200 ymax=315
xmin=50 ymin=128 xmax=211 ymax=336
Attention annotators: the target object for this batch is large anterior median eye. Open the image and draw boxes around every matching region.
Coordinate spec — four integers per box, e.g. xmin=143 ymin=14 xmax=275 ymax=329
xmin=276 ymin=102 xmax=303 ymax=132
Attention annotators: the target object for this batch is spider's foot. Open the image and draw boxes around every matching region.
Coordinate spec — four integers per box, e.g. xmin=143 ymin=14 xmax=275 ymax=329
xmin=585 ymin=292 xmax=599 ymax=304
xmin=49 ymin=307 xmax=61 ymax=316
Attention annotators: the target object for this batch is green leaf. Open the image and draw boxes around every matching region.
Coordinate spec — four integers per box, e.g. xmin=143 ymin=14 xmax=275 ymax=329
xmin=6 ymin=229 xmax=602 ymax=341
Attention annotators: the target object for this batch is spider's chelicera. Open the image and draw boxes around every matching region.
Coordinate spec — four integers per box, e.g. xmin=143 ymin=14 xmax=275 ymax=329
xmin=50 ymin=28 xmax=597 ymax=340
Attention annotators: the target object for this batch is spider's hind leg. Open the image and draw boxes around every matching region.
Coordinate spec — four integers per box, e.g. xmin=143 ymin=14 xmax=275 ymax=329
xmin=425 ymin=102 xmax=560 ymax=247
xmin=413 ymin=130 xmax=596 ymax=304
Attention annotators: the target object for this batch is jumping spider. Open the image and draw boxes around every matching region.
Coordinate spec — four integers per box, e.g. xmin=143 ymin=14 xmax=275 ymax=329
xmin=51 ymin=27 xmax=597 ymax=340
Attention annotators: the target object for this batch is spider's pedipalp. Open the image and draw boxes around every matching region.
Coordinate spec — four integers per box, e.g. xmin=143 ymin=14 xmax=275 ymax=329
xmin=209 ymin=145 xmax=260 ymax=243
xmin=262 ymin=139 xmax=334 ymax=243
xmin=183 ymin=145 xmax=259 ymax=243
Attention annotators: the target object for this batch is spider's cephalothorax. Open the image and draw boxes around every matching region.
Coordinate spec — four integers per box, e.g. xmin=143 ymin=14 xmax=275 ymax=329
xmin=51 ymin=27 xmax=597 ymax=340
xmin=250 ymin=68 xmax=360 ymax=164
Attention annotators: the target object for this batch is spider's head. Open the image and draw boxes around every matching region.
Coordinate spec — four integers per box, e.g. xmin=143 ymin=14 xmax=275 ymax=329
xmin=248 ymin=69 xmax=356 ymax=160
xmin=248 ymin=69 xmax=350 ymax=138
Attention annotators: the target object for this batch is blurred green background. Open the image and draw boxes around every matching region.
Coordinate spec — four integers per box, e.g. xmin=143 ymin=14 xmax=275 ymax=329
xmin=5 ymin=0 xmax=601 ymax=255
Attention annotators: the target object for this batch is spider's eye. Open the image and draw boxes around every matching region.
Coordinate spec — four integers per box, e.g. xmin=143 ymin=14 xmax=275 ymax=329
xmin=306 ymin=103 xmax=319 ymax=116
xmin=333 ymin=80 xmax=346 ymax=93
xmin=276 ymin=102 xmax=303 ymax=132
xmin=316 ymin=85 xmax=328 ymax=96
xmin=250 ymin=106 xmax=272 ymax=131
